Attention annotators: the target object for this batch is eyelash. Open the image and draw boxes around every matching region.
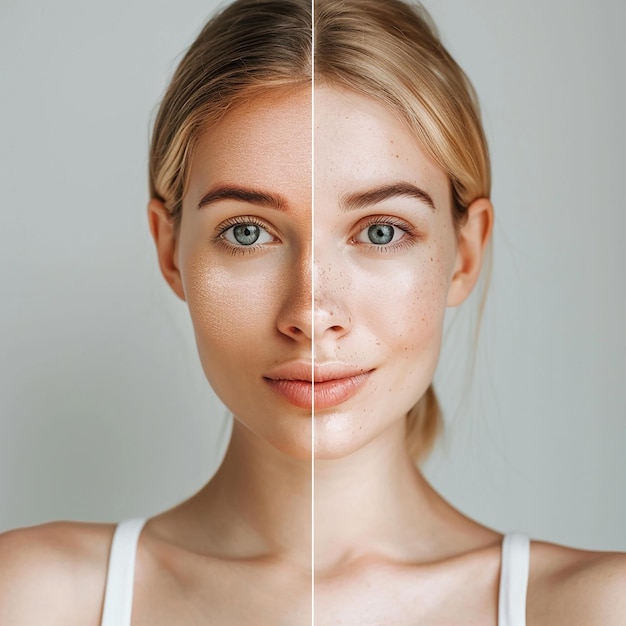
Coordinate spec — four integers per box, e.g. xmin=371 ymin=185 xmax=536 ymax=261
xmin=210 ymin=215 xmax=420 ymax=256
xmin=212 ymin=216 xmax=276 ymax=256
xmin=352 ymin=216 xmax=422 ymax=253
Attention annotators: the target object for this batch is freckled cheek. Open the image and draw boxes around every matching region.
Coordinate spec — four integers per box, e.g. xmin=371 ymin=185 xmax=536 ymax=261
xmin=352 ymin=252 xmax=451 ymax=348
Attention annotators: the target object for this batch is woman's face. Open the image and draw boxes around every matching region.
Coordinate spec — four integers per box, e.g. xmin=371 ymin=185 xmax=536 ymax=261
xmin=170 ymin=85 xmax=466 ymax=460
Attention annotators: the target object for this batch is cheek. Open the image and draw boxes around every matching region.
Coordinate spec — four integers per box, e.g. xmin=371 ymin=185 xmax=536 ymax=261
xmin=353 ymin=239 xmax=455 ymax=414
xmin=181 ymin=248 xmax=282 ymax=374
xmin=355 ymin=242 xmax=453 ymax=344
xmin=312 ymin=242 xmax=455 ymax=456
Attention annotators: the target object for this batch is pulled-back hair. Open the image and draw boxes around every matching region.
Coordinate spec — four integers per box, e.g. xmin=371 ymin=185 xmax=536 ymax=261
xmin=149 ymin=0 xmax=491 ymax=462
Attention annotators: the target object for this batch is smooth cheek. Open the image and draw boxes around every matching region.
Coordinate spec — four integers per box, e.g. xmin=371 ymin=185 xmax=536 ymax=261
xmin=181 ymin=246 xmax=315 ymax=458
xmin=180 ymin=241 xmax=281 ymax=410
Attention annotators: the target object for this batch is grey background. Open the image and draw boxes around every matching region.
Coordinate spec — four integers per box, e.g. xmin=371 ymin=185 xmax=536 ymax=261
xmin=1 ymin=0 xmax=624 ymax=552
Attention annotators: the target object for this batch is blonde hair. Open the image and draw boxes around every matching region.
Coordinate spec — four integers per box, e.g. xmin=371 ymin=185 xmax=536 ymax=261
xmin=149 ymin=0 xmax=491 ymax=462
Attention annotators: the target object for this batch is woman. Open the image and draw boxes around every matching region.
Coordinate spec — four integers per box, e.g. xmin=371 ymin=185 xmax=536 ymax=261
xmin=1 ymin=0 xmax=624 ymax=624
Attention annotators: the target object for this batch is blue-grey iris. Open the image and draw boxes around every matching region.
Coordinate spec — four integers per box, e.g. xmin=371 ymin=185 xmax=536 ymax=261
xmin=233 ymin=224 xmax=261 ymax=245
xmin=368 ymin=224 xmax=394 ymax=245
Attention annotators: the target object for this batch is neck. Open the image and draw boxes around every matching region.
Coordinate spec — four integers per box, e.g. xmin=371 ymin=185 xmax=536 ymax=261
xmin=313 ymin=419 xmax=449 ymax=572
xmin=194 ymin=421 xmax=313 ymax=568
xmin=190 ymin=418 xmax=468 ymax=573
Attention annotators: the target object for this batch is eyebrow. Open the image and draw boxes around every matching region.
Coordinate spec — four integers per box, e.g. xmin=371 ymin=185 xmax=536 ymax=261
xmin=197 ymin=186 xmax=287 ymax=211
xmin=340 ymin=183 xmax=436 ymax=212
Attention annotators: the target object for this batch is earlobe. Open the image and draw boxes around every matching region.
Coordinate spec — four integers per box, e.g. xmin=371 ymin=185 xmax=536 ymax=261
xmin=147 ymin=198 xmax=186 ymax=301
xmin=446 ymin=197 xmax=493 ymax=307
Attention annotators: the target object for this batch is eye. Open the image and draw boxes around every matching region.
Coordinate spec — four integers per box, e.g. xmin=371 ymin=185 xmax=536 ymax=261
xmin=354 ymin=221 xmax=407 ymax=246
xmin=222 ymin=221 xmax=274 ymax=246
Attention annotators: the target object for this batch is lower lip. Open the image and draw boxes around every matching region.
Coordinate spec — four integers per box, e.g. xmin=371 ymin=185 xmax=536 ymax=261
xmin=264 ymin=372 xmax=372 ymax=410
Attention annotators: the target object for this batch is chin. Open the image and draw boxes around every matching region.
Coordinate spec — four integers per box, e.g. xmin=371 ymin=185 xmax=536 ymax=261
xmin=272 ymin=435 xmax=315 ymax=461
xmin=234 ymin=412 xmax=315 ymax=462
xmin=311 ymin=411 xmax=392 ymax=461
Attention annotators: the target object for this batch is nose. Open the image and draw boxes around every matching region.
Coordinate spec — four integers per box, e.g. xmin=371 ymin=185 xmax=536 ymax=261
xmin=313 ymin=261 xmax=352 ymax=342
xmin=276 ymin=254 xmax=352 ymax=343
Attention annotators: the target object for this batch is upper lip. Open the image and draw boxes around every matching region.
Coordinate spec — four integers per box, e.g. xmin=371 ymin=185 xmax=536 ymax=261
xmin=264 ymin=361 xmax=373 ymax=383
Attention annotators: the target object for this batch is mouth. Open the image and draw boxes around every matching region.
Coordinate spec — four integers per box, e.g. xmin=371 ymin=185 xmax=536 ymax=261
xmin=263 ymin=363 xmax=374 ymax=410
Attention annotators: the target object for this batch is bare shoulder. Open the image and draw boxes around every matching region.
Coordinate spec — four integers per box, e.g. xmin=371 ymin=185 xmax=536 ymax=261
xmin=528 ymin=539 xmax=626 ymax=625
xmin=0 ymin=521 xmax=116 ymax=626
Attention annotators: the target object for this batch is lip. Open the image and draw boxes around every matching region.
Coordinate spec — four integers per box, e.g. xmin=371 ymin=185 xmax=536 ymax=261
xmin=263 ymin=362 xmax=374 ymax=410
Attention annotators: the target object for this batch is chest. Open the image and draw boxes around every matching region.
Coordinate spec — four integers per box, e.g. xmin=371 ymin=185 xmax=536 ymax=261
xmin=100 ymin=524 xmax=529 ymax=626
xmin=313 ymin=564 xmax=500 ymax=626
xmin=128 ymin=558 xmax=502 ymax=626
xmin=130 ymin=555 xmax=312 ymax=626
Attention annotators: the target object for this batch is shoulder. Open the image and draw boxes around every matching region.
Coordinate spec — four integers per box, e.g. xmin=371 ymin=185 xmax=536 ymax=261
xmin=528 ymin=539 xmax=626 ymax=625
xmin=0 ymin=521 xmax=116 ymax=625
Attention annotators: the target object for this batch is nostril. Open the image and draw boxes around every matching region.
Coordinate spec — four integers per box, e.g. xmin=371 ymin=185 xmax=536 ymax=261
xmin=329 ymin=325 xmax=344 ymax=332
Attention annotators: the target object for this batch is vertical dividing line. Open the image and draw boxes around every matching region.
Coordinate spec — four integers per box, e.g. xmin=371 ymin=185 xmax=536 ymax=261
xmin=310 ymin=1 xmax=315 ymax=624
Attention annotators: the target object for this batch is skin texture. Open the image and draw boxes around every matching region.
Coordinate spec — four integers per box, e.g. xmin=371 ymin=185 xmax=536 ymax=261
xmin=167 ymin=86 xmax=315 ymax=461
xmin=0 ymin=86 xmax=625 ymax=625
xmin=312 ymin=85 xmax=470 ymax=461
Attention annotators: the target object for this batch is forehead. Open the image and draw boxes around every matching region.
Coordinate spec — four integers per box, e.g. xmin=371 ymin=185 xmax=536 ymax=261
xmin=314 ymin=84 xmax=450 ymax=210
xmin=185 ymin=87 xmax=312 ymax=210
xmin=184 ymin=83 xmax=450 ymax=213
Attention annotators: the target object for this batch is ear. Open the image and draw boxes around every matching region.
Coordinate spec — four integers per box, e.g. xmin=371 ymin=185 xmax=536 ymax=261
xmin=447 ymin=197 xmax=493 ymax=307
xmin=147 ymin=198 xmax=186 ymax=301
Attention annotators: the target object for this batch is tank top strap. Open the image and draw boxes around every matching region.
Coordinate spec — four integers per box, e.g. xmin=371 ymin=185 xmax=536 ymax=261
xmin=100 ymin=518 xmax=147 ymax=626
xmin=498 ymin=532 xmax=530 ymax=626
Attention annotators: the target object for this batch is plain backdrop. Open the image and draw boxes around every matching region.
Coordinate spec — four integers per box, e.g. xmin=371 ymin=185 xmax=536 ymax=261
xmin=1 ymin=0 xmax=624 ymax=551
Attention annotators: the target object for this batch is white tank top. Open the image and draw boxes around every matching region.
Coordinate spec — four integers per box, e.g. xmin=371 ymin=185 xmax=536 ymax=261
xmin=100 ymin=519 xmax=530 ymax=626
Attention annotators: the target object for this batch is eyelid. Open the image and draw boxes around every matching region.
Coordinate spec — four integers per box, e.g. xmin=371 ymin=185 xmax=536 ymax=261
xmin=212 ymin=215 xmax=279 ymax=254
xmin=223 ymin=223 xmax=273 ymax=246
xmin=216 ymin=216 xmax=276 ymax=239
xmin=351 ymin=215 xmax=418 ymax=244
